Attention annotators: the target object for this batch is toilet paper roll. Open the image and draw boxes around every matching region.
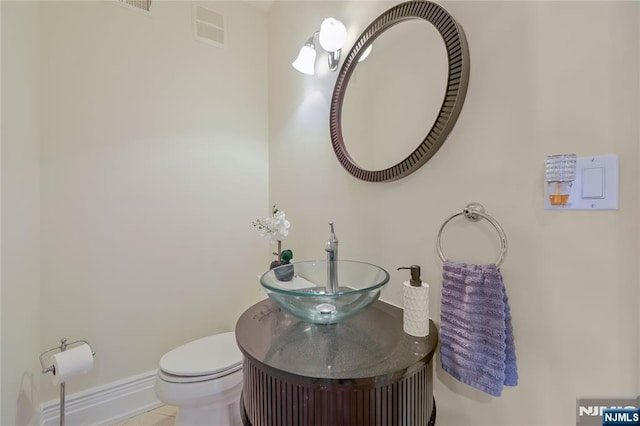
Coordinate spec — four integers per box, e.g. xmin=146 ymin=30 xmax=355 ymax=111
xmin=49 ymin=343 xmax=94 ymax=385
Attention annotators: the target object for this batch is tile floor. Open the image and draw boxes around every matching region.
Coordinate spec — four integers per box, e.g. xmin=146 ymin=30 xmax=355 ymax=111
xmin=112 ymin=405 xmax=177 ymax=425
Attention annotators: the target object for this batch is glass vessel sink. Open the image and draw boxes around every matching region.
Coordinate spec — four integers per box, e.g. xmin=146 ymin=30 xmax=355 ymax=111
xmin=259 ymin=260 xmax=390 ymax=324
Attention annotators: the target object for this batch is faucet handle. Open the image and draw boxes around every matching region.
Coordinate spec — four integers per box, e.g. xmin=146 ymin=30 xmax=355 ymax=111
xmin=328 ymin=222 xmax=338 ymax=242
xmin=326 ymin=222 xmax=338 ymax=252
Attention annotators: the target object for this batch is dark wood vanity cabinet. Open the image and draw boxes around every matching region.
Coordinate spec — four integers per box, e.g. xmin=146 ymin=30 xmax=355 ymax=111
xmin=236 ymin=299 xmax=438 ymax=426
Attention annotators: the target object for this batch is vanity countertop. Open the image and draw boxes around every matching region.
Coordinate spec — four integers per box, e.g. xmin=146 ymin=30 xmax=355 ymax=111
xmin=235 ymin=298 xmax=438 ymax=382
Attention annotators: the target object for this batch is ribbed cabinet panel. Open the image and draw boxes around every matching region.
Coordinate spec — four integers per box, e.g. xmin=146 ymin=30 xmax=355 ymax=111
xmin=242 ymin=357 xmax=433 ymax=426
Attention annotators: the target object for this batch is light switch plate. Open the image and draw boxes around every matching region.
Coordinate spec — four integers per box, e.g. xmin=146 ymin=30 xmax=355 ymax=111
xmin=545 ymin=154 xmax=618 ymax=210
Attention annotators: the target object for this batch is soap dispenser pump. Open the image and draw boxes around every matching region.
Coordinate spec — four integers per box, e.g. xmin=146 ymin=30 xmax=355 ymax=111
xmin=398 ymin=265 xmax=422 ymax=287
xmin=398 ymin=265 xmax=430 ymax=337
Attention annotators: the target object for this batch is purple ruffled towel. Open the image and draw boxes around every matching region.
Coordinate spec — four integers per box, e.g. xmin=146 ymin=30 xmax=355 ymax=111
xmin=439 ymin=260 xmax=518 ymax=397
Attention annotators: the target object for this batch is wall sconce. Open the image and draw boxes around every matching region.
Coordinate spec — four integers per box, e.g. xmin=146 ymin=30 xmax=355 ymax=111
xmin=292 ymin=17 xmax=347 ymax=75
xmin=545 ymin=154 xmax=577 ymax=206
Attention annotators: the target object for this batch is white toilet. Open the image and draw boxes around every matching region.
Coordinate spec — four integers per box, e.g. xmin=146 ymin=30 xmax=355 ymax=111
xmin=154 ymin=331 xmax=244 ymax=426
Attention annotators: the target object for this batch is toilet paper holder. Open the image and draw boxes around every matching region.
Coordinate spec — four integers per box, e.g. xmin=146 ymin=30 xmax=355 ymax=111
xmin=39 ymin=338 xmax=95 ymax=375
xmin=39 ymin=338 xmax=95 ymax=426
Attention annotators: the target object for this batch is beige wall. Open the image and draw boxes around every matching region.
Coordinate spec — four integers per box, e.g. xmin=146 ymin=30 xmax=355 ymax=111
xmin=37 ymin=1 xmax=269 ymax=403
xmin=1 ymin=1 xmax=42 ymax=424
xmin=1 ymin=0 xmax=638 ymax=423
xmin=269 ymin=1 xmax=639 ymax=425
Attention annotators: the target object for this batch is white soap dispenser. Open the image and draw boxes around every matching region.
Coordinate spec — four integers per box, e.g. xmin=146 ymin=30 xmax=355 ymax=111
xmin=398 ymin=265 xmax=430 ymax=337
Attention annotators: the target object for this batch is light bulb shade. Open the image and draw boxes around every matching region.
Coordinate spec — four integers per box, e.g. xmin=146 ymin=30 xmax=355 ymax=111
xmin=292 ymin=44 xmax=316 ymax=75
xmin=319 ymin=18 xmax=347 ymax=52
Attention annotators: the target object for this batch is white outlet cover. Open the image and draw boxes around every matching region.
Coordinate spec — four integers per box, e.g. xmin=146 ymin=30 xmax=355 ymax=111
xmin=544 ymin=154 xmax=618 ymax=210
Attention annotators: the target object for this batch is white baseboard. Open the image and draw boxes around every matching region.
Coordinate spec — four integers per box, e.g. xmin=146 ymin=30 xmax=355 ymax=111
xmin=40 ymin=370 xmax=162 ymax=426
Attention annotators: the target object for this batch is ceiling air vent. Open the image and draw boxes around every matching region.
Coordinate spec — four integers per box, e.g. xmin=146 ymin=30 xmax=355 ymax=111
xmin=193 ymin=5 xmax=225 ymax=48
xmin=117 ymin=0 xmax=151 ymax=13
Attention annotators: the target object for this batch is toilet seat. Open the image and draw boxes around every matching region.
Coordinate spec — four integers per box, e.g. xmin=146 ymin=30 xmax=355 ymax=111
xmin=158 ymin=364 xmax=242 ymax=384
xmin=158 ymin=331 xmax=243 ymax=382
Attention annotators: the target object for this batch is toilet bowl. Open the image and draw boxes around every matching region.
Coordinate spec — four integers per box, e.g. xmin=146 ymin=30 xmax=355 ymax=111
xmin=154 ymin=332 xmax=243 ymax=426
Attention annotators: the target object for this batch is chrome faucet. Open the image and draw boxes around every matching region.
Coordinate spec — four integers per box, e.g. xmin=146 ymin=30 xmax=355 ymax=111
xmin=325 ymin=222 xmax=339 ymax=293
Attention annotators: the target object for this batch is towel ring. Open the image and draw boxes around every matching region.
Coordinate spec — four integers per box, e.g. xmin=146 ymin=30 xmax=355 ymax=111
xmin=436 ymin=202 xmax=508 ymax=267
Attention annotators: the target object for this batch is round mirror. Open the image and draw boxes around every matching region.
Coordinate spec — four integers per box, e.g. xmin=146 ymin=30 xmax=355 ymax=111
xmin=342 ymin=20 xmax=448 ymax=171
xmin=329 ymin=1 xmax=470 ymax=182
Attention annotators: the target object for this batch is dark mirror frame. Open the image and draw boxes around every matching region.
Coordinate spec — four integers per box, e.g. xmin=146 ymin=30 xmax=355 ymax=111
xmin=329 ymin=1 xmax=470 ymax=182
